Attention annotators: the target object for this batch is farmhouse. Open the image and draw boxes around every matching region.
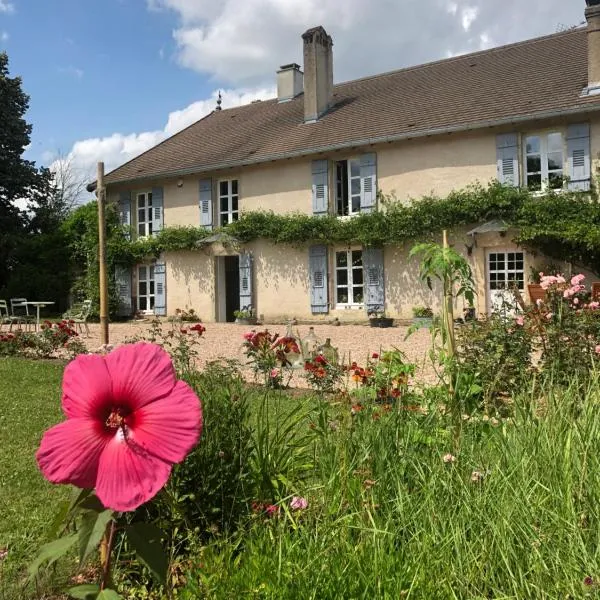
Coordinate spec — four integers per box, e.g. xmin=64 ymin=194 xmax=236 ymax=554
xmin=104 ymin=1 xmax=600 ymax=321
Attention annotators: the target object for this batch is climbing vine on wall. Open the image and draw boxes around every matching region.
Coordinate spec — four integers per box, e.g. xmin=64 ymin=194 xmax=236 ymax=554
xmin=67 ymin=181 xmax=600 ymax=317
xmin=116 ymin=182 xmax=600 ymax=274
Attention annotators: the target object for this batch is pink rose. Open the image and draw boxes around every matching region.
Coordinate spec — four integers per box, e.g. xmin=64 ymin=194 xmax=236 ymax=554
xmin=595 ymin=345 xmax=600 ymax=355
xmin=290 ymin=496 xmax=308 ymax=510
xmin=515 ymin=315 xmax=524 ymax=326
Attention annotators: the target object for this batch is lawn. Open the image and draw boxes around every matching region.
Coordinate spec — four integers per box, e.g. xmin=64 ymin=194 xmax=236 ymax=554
xmin=0 ymin=358 xmax=68 ymax=598
xmin=3 ymin=351 xmax=600 ymax=599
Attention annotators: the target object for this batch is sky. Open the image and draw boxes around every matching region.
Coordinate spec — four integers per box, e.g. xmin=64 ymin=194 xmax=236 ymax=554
xmin=0 ymin=0 xmax=587 ymax=195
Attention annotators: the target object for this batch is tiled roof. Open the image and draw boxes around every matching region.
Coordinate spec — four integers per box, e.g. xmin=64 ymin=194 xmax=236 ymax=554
xmin=105 ymin=27 xmax=600 ymax=185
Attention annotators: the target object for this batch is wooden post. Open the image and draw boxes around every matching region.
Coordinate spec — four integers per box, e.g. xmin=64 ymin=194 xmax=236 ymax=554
xmin=442 ymin=229 xmax=456 ymax=358
xmin=97 ymin=162 xmax=109 ymax=345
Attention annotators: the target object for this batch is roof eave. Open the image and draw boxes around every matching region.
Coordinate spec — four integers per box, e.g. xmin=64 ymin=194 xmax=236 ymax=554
xmin=101 ymin=101 xmax=600 ymax=187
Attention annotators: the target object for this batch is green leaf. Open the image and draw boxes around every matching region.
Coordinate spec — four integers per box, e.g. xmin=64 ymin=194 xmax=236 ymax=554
xmin=28 ymin=533 xmax=77 ymax=578
xmin=78 ymin=509 xmax=113 ymax=565
xmin=97 ymin=590 xmax=123 ymax=600
xmin=67 ymin=583 xmax=100 ymax=599
xmin=125 ymin=522 xmax=168 ymax=585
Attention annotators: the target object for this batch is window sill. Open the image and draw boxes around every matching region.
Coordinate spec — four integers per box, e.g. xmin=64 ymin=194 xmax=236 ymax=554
xmin=335 ymin=304 xmax=365 ymax=310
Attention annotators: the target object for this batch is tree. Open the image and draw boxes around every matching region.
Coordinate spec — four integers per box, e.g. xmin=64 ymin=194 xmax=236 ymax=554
xmin=0 ymin=52 xmax=53 ymax=288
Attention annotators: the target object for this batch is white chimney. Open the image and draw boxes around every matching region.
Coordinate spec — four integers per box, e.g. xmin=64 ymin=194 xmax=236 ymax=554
xmin=302 ymin=26 xmax=333 ymax=122
xmin=277 ymin=63 xmax=304 ymax=102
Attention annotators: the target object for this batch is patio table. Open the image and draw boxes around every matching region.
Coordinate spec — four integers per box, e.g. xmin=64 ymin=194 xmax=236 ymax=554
xmin=25 ymin=301 xmax=55 ymax=331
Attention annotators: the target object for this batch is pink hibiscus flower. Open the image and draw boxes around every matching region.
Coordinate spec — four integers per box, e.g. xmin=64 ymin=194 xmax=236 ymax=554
xmin=36 ymin=343 xmax=202 ymax=512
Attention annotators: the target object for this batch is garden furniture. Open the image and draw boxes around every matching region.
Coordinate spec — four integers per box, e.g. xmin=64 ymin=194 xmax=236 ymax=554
xmin=9 ymin=298 xmax=35 ymax=331
xmin=63 ymin=300 xmax=92 ymax=337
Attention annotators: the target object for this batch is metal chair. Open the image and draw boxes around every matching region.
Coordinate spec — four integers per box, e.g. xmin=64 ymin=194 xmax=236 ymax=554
xmin=0 ymin=300 xmax=16 ymax=331
xmin=63 ymin=300 xmax=92 ymax=337
xmin=9 ymin=298 xmax=34 ymax=331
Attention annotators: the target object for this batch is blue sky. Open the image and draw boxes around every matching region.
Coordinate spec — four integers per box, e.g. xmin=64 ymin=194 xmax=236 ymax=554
xmin=0 ymin=0 xmax=585 ymax=181
xmin=3 ymin=0 xmax=213 ymax=165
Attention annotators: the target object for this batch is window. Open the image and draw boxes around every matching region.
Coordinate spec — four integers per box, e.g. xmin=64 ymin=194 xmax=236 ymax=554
xmin=524 ymin=132 xmax=563 ymax=191
xmin=488 ymin=251 xmax=524 ymax=293
xmin=219 ymin=180 xmax=239 ymax=225
xmin=137 ymin=192 xmax=153 ymax=237
xmin=138 ymin=265 xmax=155 ymax=312
xmin=335 ymin=249 xmax=364 ymax=306
xmin=335 ymin=159 xmax=361 ymax=216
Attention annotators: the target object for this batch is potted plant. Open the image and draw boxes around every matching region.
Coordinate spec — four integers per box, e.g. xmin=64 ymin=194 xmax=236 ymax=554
xmin=412 ymin=305 xmax=434 ymax=327
xmin=528 ymin=264 xmax=559 ymax=304
xmin=234 ymin=306 xmax=258 ymax=325
xmin=367 ymin=306 xmax=394 ymax=328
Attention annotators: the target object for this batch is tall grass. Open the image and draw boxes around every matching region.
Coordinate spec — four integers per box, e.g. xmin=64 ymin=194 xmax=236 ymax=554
xmin=183 ymin=377 xmax=600 ymax=599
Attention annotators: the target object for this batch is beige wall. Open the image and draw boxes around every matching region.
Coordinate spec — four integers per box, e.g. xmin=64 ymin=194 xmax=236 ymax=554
xmin=164 ymin=250 xmax=215 ymax=320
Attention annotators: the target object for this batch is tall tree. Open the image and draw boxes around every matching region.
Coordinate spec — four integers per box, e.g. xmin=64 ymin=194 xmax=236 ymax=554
xmin=0 ymin=51 xmax=51 ymax=288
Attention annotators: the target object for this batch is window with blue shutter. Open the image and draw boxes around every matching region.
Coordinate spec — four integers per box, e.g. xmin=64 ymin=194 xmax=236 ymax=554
xmin=151 ymin=187 xmax=164 ymax=234
xmin=115 ymin=265 xmax=132 ymax=316
xmin=567 ymin=123 xmax=591 ymax=191
xmin=359 ymin=153 xmax=377 ymax=213
xmin=496 ymin=133 xmax=519 ymax=186
xmin=118 ymin=191 xmax=131 ymax=239
xmin=311 ymin=160 xmax=329 ymax=216
xmin=199 ymin=178 xmax=213 ymax=229
xmin=309 ymin=245 xmax=329 ymax=313
xmin=154 ymin=262 xmax=166 ymax=316
xmin=362 ymin=248 xmax=385 ymax=312
xmin=239 ymin=252 xmax=253 ymax=310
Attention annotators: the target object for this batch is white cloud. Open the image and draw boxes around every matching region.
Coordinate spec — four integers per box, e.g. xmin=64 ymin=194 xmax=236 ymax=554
xmin=0 ymin=0 xmax=14 ymax=14
xmin=147 ymin=0 xmax=582 ymax=84
xmin=55 ymin=86 xmax=275 ymax=189
xmin=1 ymin=31 xmax=8 ymax=42
xmin=58 ymin=66 xmax=84 ymax=79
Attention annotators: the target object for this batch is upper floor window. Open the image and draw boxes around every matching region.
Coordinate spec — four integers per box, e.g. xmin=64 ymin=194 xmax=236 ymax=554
xmin=524 ymin=132 xmax=563 ymax=191
xmin=335 ymin=159 xmax=361 ymax=216
xmin=219 ymin=180 xmax=239 ymax=226
xmin=137 ymin=192 xmax=153 ymax=237
xmin=335 ymin=249 xmax=364 ymax=307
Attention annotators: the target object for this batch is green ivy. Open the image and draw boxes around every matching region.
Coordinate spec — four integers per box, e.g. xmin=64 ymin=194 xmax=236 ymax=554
xmin=66 ymin=182 xmax=600 ymax=318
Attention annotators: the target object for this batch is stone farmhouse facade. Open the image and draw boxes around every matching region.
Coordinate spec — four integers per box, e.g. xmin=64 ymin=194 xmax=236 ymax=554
xmin=103 ymin=2 xmax=600 ymax=322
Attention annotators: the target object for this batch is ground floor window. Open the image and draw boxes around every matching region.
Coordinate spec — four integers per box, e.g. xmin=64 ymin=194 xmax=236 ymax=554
xmin=138 ymin=265 xmax=155 ymax=312
xmin=487 ymin=250 xmax=524 ymax=312
xmin=335 ymin=249 xmax=363 ymax=307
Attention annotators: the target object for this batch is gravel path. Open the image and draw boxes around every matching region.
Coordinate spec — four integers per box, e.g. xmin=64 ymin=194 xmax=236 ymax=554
xmin=81 ymin=321 xmax=435 ymax=387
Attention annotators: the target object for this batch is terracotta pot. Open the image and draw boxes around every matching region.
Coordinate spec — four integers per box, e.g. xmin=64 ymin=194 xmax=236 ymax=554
xmin=528 ymin=284 xmax=546 ymax=303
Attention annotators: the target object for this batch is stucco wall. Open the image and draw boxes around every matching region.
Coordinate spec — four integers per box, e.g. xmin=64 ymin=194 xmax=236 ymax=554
xmin=163 ymin=250 xmax=215 ymax=320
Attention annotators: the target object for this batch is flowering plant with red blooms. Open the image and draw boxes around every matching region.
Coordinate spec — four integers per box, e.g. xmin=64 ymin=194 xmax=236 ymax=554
xmin=31 ymin=343 xmax=202 ymax=594
xmin=304 ymin=353 xmax=343 ymax=393
xmin=242 ymin=329 xmax=297 ymax=387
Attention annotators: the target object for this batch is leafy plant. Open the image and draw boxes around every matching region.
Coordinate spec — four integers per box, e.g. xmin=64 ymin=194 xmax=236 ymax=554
xmin=412 ymin=306 xmax=434 ymax=318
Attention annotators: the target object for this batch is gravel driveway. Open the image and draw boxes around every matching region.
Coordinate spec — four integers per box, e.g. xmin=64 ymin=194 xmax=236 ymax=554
xmin=81 ymin=321 xmax=435 ymax=387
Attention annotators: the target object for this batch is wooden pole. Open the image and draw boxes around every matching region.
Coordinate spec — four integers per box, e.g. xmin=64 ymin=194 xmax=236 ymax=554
xmin=442 ymin=230 xmax=456 ymax=358
xmin=97 ymin=162 xmax=109 ymax=345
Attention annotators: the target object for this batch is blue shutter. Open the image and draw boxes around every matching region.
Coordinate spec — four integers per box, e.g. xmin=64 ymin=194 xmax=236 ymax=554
xmin=239 ymin=252 xmax=253 ymax=310
xmin=151 ymin=187 xmax=164 ymax=234
xmin=199 ymin=178 xmax=213 ymax=229
xmin=363 ymin=248 xmax=384 ymax=312
xmin=496 ymin=133 xmax=519 ymax=186
xmin=115 ymin=265 xmax=132 ymax=317
xmin=118 ymin=191 xmax=131 ymax=239
xmin=360 ymin=153 xmax=377 ymax=212
xmin=311 ymin=160 xmax=329 ymax=216
xmin=309 ymin=245 xmax=329 ymax=314
xmin=567 ymin=124 xmax=591 ymax=191
xmin=154 ymin=262 xmax=166 ymax=316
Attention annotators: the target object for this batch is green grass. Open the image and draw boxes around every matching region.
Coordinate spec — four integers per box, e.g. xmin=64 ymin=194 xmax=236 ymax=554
xmin=181 ymin=383 xmax=600 ymax=599
xmin=0 ymin=358 xmax=68 ymax=598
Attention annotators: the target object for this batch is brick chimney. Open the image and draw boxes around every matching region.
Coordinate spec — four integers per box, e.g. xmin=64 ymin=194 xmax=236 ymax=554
xmin=277 ymin=63 xmax=303 ymax=102
xmin=585 ymin=0 xmax=600 ymax=94
xmin=302 ymin=26 xmax=333 ymax=122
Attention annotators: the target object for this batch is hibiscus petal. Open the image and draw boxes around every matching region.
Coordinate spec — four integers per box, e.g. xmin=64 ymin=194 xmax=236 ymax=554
xmin=129 ymin=380 xmax=202 ymax=464
xmin=105 ymin=343 xmax=176 ymax=411
xmin=36 ymin=419 xmax=109 ymax=488
xmin=95 ymin=432 xmax=172 ymax=512
xmin=62 ymin=354 xmax=113 ymax=419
